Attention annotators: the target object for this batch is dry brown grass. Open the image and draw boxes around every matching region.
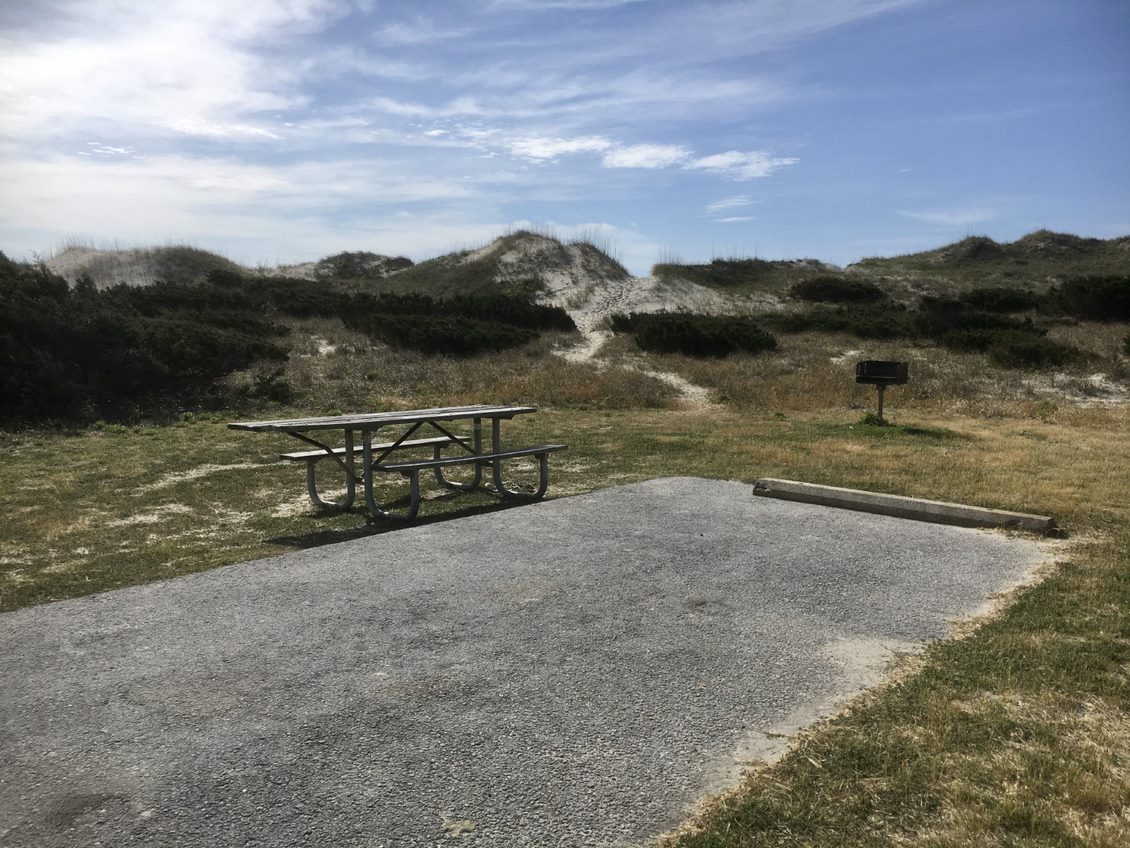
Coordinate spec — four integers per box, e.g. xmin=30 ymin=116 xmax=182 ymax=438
xmin=613 ymin=330 xmax=1130 ymax=418
xmin=264 ymin=323 xmax=674 ymax=412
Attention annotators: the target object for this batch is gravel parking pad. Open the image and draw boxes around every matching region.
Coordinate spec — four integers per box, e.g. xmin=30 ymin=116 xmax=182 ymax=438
xmin=0 ymin=477 xmax=1045 ymax=847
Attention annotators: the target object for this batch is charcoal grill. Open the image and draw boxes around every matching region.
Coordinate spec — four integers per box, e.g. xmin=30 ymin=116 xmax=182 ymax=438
xmin=855 ymin=360 xmax=908 ymax=423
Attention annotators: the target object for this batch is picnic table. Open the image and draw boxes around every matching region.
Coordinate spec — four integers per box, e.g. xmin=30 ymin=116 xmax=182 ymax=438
xmin=228 ymin=405 xmax=567 ymax=520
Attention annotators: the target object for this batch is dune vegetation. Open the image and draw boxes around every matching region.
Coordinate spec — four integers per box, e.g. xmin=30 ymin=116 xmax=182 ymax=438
xmin=2 ymin=228 xmax=1129 ymax=846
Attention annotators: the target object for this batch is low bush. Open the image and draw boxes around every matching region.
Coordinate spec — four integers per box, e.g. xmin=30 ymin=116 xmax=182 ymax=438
xmin=759 ymin=296 xmax=1089 ymax=369
xmin=315 ymin=251 xmax=412 ymax=280
xmin=789 ymin=276 xmax=886 ymax=304
xmin=350 ymin=292 xmax=574 ymax=332
xmin=915 ymin=298 xmax=1087 ymax=367
xmin=614 ymin=312 xmax=777 ymax=358
xmin=609 ymin=313 xmax=636 ymax=334
xmin=987 ymin=332 xmax=1082 ymax=369
xmin=0 ymin=255 xmax=287 ymax=425
xmin=653 ymin=258 xmax=776 ymax=288
xmin=347 ymin=314 xmax=538 ymax=356
xmin=765 ymin=306 xmax=915 ymax=339
xmin=342 ymin=293 xmax=572 ymax=357
xmin=1049 ymin=275 xmax=1130 ymax=321
xmin=914 ymin=297 xmax=1037 ymax=336
xmin=958 ymin=286 xmax=1041 ymax=313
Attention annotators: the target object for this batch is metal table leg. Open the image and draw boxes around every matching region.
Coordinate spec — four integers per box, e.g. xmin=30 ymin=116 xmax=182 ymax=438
xmin=363 ymin=428 xmax=421 ymax=520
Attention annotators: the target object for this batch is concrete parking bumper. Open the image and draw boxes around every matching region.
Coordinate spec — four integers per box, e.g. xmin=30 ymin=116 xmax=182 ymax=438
xmin=752 ymin=477 xmax=1055 ymax=533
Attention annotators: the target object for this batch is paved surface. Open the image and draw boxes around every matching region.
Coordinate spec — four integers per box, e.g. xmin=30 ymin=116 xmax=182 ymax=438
xmin=0 ymin=478 xmax=1044 ymax=848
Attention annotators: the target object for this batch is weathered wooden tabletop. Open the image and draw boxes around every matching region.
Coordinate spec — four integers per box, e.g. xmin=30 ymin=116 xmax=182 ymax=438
xmin=228 ymin=404 xmax=537 ymax=432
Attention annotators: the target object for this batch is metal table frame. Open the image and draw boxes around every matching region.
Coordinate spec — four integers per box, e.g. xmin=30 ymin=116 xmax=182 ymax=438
xmin=229 ymin=405 xmax=541 ymax=518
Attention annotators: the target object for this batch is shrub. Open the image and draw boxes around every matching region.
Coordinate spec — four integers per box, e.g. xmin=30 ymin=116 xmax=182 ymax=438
xmin=350 ymin=314 xmax=537 ymax=356
xmin=914 ymin=297 xmax=1034 ymax=335
xmin=987 ymin=332 xmax=1082 ymax=369
xmin=245 ymin=369 xmax=297 ymax=404
xmin=0 ymin=257 xmax=287 ymax=425
xmin=315 ymin=251 xmax=412 ymax=280
xmin=609 ymin=313 xmax=634 ymax=334
xmin=341 ymin=292 xmax=570 ymax=357
xmin=1049 ymin=275 xmax=1130 ymax=321
xmin=914 ymin=297 xmax=1085 ymax=367
xmin=623 ymin=312 xmax=777 ymax=358
xmin=350 ymin=292 xmax=574 ymax=332
xmin=959 ymin=286 xmax=1041 ymax=313
xmin=789 ymin=276 xmax=885 ymax=304
xmin=760 ymin=295 xmax=1088 ymax=370
xmin=653 ymin=258 xmax=775 ymax=288
xmin=765 ymin=306 xmax=915 ymax=339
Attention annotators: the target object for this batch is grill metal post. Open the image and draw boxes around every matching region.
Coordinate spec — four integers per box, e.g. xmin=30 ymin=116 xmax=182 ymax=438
xmin=855 ymin=360 xmax=907 ymax=425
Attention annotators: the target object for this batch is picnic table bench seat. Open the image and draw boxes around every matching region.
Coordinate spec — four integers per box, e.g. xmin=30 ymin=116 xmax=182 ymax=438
xmin=281 ymin=435 xmax=473 ymax=511
xmin=374 ymin=444 xmax=568 ymax=518
xmin=279 ymin=435 xmax=466 ymax=462
xmin=375 ymin=443 xmax=568 ymax=474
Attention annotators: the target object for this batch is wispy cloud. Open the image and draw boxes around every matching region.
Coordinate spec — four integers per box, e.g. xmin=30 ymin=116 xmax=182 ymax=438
xmin=373 ymin=17 xmax=474 ymax=47
xmin=0 ymin=0 xmax=349 ymax=140
xmin=715 ymin=216 xmax=756 ymax=223
xmin=602 ymin=144 xmax=691 ymax=169
xmin=461 ymin=129 xmax=794 ymax=181
xmin=488 ymin=0 xmax=650 ymax=8
xmin=1 ymin=0 xmax=956 ymax=274
xmin=706 ymin=195 xmax=757 ymax=213
xmin=166 ymin=118 xmax=283 ymax=140
xmin=685 ymin=151 xmax=799 ymax=181
xmin=897 ymin=207 xmax=995 ymax=226
xmin=0 ymin=150 xmax=486 ymax=247
xmin=80 ymin=142 xmax=142 ymax=158
xmin=508 ymin=135 xmax=613 ymax=160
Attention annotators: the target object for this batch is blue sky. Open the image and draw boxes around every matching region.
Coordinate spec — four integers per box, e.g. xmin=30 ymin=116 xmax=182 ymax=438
xmin=1 ymin=0 xmax=1127 ymax=274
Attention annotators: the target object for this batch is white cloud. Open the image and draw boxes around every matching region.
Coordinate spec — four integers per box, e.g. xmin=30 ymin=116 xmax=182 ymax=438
xmin=0 ymin=152 xmax=483 ymax=247
xmin=601 ymin=144 xmax=691 ymax=169
xmin=706 ymin=195 xmax=757 ymax=213
xmin=166 ymin=118 xmax=283 ymax=140
xmin=897 ymin=208 xmax=994 ymax=226
xmin=685 ymin=151 xmax=799 ymax=181
xmin=83 ymin=142 xmax=140 ymax=157
xmin=0 ymin=0 xmax=349 ymax=140
xmin=488 ymin=0 xmax=649 ymax=8
xmin=373 ymin=17 xmax=473 ymax=46
xmin=369 ymin=97 xmax=442 ymax=117
xmin=659 ymin=0 xmax=921 ymax=54
xmin=368 ymin=95 xmax=489 ymax=118
xmin=508 ymin=135 xmax=613 ymax=160
xmin=715 ymin=216 xmax=756 ymax=223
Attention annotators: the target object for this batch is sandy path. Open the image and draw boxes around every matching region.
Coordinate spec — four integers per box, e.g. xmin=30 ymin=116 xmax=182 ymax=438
xmin=557 ymin=275 xmax=723 ymax=410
